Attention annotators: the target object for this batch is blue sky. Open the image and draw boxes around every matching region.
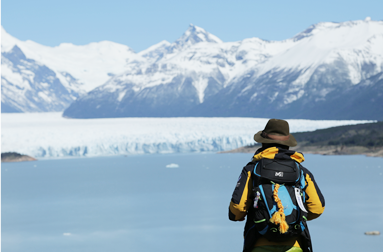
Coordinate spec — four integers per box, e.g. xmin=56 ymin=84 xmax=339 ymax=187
xmin=2 ymin=0 xmax=382 ymax=52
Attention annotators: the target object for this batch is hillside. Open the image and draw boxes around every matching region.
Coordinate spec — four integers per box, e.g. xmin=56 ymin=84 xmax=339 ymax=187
xmin=226 ymin=121 xmax=383 ymax=157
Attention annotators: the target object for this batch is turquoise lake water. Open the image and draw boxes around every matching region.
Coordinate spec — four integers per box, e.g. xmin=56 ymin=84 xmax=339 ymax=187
xmin=2 ymin=153 xmax=383 ymax=252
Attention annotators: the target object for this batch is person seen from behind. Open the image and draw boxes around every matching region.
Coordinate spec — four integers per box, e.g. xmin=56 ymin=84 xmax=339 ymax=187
xmin=229 ymin=119 xmax=325 ymax=252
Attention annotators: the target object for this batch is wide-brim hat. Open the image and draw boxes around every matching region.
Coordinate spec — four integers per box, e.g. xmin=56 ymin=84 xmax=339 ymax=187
xmin=253 ymin=119 xmax=297 ymax=147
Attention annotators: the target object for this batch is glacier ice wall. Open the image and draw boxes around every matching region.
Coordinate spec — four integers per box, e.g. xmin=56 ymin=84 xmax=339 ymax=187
xmin=1 ymin=113 xmax=373 ymax=159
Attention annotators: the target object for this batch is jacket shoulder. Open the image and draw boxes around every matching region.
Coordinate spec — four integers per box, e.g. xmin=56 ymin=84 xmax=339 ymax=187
xmin=244 ymin=161 xmax=257 ymax=172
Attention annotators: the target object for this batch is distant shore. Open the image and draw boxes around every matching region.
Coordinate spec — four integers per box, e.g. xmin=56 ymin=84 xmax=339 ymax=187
xmin=221 ymin=121 xmax=383 ymax=157
xmin=1 ymin=152 xmax=37 ymax=162
xmin=220 ymin=144 xmax=383 ymax=157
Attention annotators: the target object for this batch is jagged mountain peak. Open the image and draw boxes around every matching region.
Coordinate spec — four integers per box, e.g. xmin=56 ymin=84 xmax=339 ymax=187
xmin=173 ymin=24 xmax=222 ymax=48
xmin=3 ymin=45 xmax=27 ymax=62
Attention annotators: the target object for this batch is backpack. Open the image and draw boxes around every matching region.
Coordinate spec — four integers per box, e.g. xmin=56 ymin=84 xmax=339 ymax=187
xmin=251 ymin=158 xmax=308 ymax=242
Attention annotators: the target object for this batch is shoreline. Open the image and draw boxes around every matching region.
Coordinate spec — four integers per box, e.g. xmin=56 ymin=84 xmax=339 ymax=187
xmin=219 ymin=145 xmax=383 ymax=157
xmin=1 ymin=152 xmax=37 ymax=163
xmin=3 ymin=147 xmax=383 ymax=162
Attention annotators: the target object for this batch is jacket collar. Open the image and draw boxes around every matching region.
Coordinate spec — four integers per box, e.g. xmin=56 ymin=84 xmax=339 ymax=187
xmin=253 ymin=146 xmax=305 ymax=163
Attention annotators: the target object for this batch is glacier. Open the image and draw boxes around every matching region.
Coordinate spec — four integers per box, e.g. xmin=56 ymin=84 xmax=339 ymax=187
xmin=1 ymin=112 xmax=373 ymax=159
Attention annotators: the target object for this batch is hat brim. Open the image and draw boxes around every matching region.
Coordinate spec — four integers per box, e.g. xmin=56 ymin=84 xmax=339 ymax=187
xmin=253 ymin=131 xmax=297 ymax=147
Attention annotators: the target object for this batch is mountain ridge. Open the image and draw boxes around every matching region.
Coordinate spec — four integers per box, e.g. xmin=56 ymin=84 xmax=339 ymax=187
xmin=63 ymin=19 xmax=383 ymax=119
xmin=2 ymin=20 xmax=383 ymax=119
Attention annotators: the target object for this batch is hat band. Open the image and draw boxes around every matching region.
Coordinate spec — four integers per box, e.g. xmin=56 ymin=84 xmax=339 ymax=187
xmin=261 ymin=131 xmax=290 ymax=141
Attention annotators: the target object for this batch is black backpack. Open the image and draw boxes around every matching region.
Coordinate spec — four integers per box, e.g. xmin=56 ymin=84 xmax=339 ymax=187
xmin=251 ymin=158 xmax=308 ymax=242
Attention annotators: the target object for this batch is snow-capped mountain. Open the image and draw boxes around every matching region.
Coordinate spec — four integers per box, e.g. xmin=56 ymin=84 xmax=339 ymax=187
xmin=63 ymin=19 xmax=383 ymax=120
xmin=63 ymin=24 xmax=294 ymax=118
xmin=2 ymin=45 xmax=78 ymax=112
xmin=1 ymin=26 xmax=140 ymax=112
xmin=63 ymin=24 xmax=234 ymax=117
xmin=3 ymin=19 xmax=383 ymax=119
xmin=187 ymin=20 xmax=383 ymax=119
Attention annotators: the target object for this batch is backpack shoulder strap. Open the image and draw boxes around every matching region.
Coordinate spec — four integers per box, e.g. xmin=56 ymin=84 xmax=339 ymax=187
xmin=251 ymin=160 xmax=262 ymax=186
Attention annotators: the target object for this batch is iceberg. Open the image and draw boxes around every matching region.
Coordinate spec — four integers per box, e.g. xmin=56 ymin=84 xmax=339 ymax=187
xmin=166 ymin=163 xmax=180 ymax=168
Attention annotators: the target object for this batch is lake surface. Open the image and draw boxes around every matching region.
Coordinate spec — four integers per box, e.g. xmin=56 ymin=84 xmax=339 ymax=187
xmin=2 ymin=153 xmax=383 ymax=252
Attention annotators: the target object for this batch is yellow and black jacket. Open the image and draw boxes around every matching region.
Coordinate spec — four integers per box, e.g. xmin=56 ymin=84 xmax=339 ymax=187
xmin=229 ymin=147 xmax=325 ymax=251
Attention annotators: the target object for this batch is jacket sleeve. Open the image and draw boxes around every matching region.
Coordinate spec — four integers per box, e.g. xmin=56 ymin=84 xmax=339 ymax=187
xmin=302 ymin=167 xmax=325 ymax=220
xmin=229 ymin=163 xmax=254 ymax=221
